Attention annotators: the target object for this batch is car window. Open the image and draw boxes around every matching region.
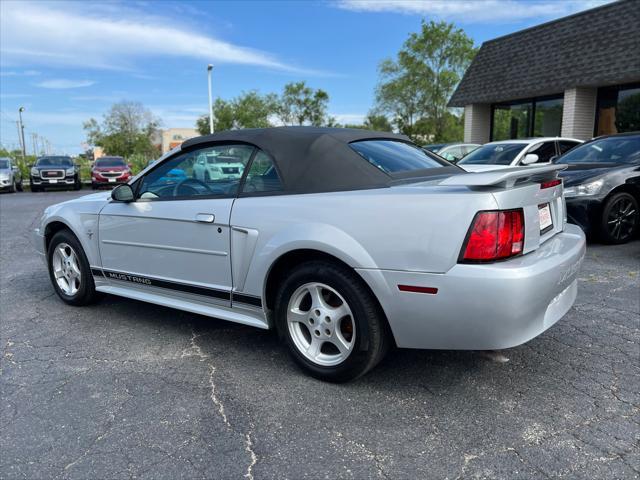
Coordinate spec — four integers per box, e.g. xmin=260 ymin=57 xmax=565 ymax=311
xmin=36 ymin=156 xmax=73 ymax=167
xmin=526 ymin=141 xmax=556 ymax=163
xmin=241 ymin=150 xmax=283 ymax=194
xmin=138 ymin=144 xmax=255 ymax=200
xmin=441 ymin=146 xmax=464 ymax=162
xmin=350 ymin=140 xmax=446 ymax=173
xmin=463 ymin=145 xmax=480 ymax=155
xmin=95 ymin=158 xmax=126 ymax=167
xmin=558 ymin=140 xmax=580 ymax=155
xmin=458 ymin=143 xmax=526 ymax=165
xmin=558 ymin=136 xmax=640 ymax=164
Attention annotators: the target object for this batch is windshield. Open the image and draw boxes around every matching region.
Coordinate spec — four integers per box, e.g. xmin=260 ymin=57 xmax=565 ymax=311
xmin=558 ymin=136 xmax=640 ymax=164
xmin=350 ymin=140 xmax=447 ymax=174
xmin=95 ymin=157 xmax=126 ymax=167
xmin=36 ymin=156 xmax=73 ymax=167
xmin=0 ymin=159 xmax=10 ymax=169
xmin=458 ymin=143 xmax=526 ymax=165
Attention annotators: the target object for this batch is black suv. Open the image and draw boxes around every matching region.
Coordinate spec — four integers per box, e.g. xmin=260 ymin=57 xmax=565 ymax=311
xmin=30 ymin=156 xmax=81 ymax=192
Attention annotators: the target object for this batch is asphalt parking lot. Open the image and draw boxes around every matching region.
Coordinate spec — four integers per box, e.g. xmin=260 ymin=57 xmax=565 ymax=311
xmin=1 ymin=190 xmax=638 ymax=479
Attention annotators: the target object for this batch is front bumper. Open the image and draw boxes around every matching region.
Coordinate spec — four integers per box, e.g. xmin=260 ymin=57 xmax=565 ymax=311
xmin=565 ymin=197 xmax=602 ymax=236
xmin=0 ymin=177 xmax=12 ymax=189
xmin=357 ymin=223 xmax=586 ymax=350
xmin=31 ymin=175 xmax=77 ymax=187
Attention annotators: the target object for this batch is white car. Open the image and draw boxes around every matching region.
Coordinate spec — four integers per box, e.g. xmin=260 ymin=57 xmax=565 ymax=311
xmin=32 ymin=128 xmax=585 ymax=381
xmin=458 ymin=137 xmax=582 ymax=172
xmin=192 ymin=149 xmax=245 ymax=181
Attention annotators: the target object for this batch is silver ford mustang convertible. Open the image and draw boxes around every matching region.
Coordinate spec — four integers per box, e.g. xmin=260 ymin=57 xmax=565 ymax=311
xmin=33 ymin=127 xmax=586 ymax=381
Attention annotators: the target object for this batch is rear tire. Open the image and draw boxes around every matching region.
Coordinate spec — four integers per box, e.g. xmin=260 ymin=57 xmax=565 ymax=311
xmin=275 ymin=260 xmax=389 ymax=382
xmin=47 ymin=230 xmax=99 ymax=306
xmin=599 ymin=192 xmax=638 ymax=244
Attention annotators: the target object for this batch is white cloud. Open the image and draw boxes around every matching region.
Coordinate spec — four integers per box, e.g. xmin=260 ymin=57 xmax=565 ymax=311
xmin=0 ymin=69 xmax=41 ymax=77
xmin=0 ymin=2 xmax=317 ymax=74
xmin=35 ymin=79 xmax=95 ymax=89
xmin=336 ymin=0 xmax=614 ymax=23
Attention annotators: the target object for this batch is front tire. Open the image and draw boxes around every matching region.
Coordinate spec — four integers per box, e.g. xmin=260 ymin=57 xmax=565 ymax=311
xmin=275 ymin=260 xmax=389 ymax=382
xmin=600 ymin=192 xmax=638 ymax=244
xmin=47 ymin=230 xmax=98 ymax=306
xmin=9 ymin=180 xmax=16 ymax=193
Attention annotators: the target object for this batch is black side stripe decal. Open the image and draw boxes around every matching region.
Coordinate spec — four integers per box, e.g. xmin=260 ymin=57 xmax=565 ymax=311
xmin=91 ymin=268 xmax=262 ymax=307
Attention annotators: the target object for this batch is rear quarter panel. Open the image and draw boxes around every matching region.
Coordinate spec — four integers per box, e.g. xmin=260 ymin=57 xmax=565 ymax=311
xmin=231 ymin=186 xmax=498 ymax=298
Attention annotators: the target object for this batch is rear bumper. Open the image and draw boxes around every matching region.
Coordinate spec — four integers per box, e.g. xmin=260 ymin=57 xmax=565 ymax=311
xmin=357 ymin=223 xmax=586 ymax=350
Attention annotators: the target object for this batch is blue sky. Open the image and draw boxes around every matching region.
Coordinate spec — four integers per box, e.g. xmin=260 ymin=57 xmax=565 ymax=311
xmin=0 ymin=0 xmax=611 ymax=154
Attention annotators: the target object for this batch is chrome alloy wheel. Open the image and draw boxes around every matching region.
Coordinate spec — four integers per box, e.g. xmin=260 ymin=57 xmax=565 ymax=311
xmin=606 ymin=196 xmax=637 ymax=242
xmin=287 ymin=282 xmax=356 ymax=367
xmin=52 ymin=242 xmax=82 ymax=296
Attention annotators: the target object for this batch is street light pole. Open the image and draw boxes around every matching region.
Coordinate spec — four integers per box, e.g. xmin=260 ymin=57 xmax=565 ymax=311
xmin=207 ymin=64 xmax=214 ymax=134
xmin=17 ymin=107 xmax=26 ymax=158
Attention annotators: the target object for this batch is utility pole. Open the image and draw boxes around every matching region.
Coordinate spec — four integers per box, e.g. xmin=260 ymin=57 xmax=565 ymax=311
xmin=207 ymin=64 xmax=214 ymax=134
xmin=15 ymin=121 xmax=24 ymax=156
xmin=17 ymin=107 xmax=26 ymax=158
xmin=31 ymin=133 xmax=38 ymax=157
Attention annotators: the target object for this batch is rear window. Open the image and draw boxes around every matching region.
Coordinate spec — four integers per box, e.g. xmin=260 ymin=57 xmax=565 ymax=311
xmin=95 ymin=157 xmax=126 ymax=167
xmin=350 ymin=140 xmax=447 ymax=174
xmin=558 ymin=136 xmax=640 ymax=164
xmin=458 ymin=143 xmax=526 ymax=165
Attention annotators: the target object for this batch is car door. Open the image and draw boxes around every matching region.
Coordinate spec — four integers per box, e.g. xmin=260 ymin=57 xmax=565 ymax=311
xmin=97 ymin=143 xmax=256 ymax=306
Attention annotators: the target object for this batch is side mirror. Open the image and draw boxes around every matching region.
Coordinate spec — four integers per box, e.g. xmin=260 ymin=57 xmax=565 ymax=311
xmin=111 ymin=184 xmax=134 ymax=202
xmin=521 ymin=153 xmax=539 ymax=165
xmin=549 ymin=155 xmax=559 ymax=163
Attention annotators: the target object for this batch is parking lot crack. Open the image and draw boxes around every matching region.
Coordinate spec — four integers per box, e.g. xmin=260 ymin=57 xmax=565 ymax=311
xmin=184 ymin=326 xmax=258 ymax=477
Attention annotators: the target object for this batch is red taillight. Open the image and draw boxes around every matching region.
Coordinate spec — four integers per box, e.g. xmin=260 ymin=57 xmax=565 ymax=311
xmin=540 ymin=179 xmax=562 ymax=189
xmin=460 ymin=209 xmax=524 ymax=262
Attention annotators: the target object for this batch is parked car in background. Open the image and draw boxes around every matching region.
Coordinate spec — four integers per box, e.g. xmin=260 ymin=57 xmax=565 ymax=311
xmin=91 ymin=156 xmax=131 ymax=189
xmin=30 ymin=156 xmax=81 ymax=192
xmin=0 ymin=157 xmax=23 ymax=192
xmin=422 ymin=143 xmax=449 ymax=153
xmin=436 ymin=143 xmax=481 ymax=163
xmin=458 ymin=137 xmax=582 ymax=172
xmin=33 ymin=127 xmax=585 ymax=382
xmin=192 ymin=148 xmax=247 ymax=181
xmin=558 ymin=132 xmax=640 ymax=244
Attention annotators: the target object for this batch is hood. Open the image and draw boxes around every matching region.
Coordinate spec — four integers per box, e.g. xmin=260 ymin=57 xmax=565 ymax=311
xmin=93 ymin=165 xmax=127 ymax=172
xmin=558 ymin=163 xmax=625 ymax=187
xmin=35 ymin=163 xmax=73 ymax=169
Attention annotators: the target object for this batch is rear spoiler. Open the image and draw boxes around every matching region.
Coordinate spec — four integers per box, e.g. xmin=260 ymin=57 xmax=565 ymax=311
xmin=438 ymin=164 xmax=568 ymax=189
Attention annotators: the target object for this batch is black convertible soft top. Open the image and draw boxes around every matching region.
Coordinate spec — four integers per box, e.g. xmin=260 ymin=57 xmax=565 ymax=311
xmin=182 ymin=127 xmax=450 ymax=193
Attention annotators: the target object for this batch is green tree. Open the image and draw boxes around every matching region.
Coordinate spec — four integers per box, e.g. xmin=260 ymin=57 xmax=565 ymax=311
xmin=364 ymin=114 xmax=393 ymax=132
xmin=196 ymin=91 xmax=278 ymax=135
xmin=375 ymin=20 xmax=476 ymax=142
xmin=84 ymin=101 xmax=160 ymax=159
xmin=276 ymin=81 xmax=329 ymax=126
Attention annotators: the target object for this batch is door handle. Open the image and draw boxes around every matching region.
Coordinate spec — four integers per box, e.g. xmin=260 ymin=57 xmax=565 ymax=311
xmin=195 ymin=213 xmax=215 ymax=223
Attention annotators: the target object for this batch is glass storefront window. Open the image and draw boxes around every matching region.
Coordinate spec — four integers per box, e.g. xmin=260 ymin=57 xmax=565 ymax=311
xmin=533 ymin=98 xmax=563 ymax=137
xmin=491 ymin=102 xmax=532 ymax=141
xmin=491 ymin=96 xmax=562 ymax=141
xmin=596 ymin=84 xmax=640 ymax=136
